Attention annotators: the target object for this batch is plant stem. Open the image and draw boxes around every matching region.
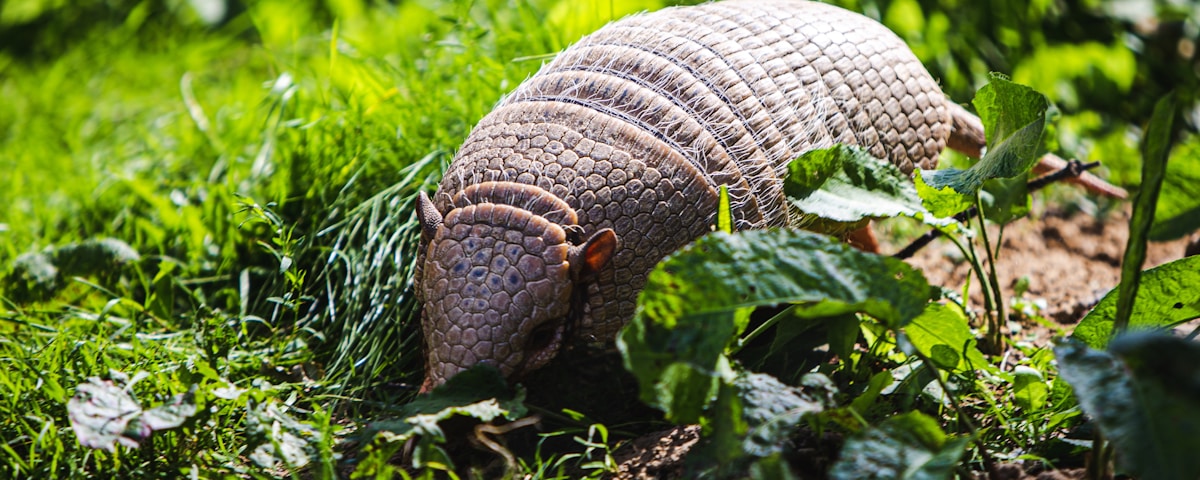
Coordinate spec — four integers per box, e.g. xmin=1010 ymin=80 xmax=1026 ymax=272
xmin=942 ymin=225 xmax=996 ymax=336
xmin=1087 ymin=432 xmax=1112 ymax=480
xmin=730 ymin=305 xmax=797 ymax=355
xmin=974 ymin=194 xmax=1006 ymax=353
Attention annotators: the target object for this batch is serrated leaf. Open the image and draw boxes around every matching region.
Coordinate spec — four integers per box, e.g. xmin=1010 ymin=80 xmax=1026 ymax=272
xmin=68 ymin=377 xmax=198 ymax=452
xmin=688 ymin=372 xmax=834 ymax=478
xmin=366 ymin=364 xmax=527 ymax=442
xmin=1072 ymin=255 xmax=1200 ymax=348
xmin=1055 ymin=334 xmax=1200 ymax=479
xmin=786 ymin=144 xmax=844 ymax=195
xmin=247 ymin=402 xmax=323 ymax=469
xmin=903 ymin=303 xmax=989 ymax=374
xmin=138 ymin=387 xmax=198 ymax=431
xmin=914 ymin=171 xmax=973 ymax=219
xmin=920 ymin=75 xmax=1049 ymax=201
xmin=397 ymin=363 xmax=524 ymax=420
xmin=619 ymin=230 xmax=932 ymax=422
xmin=830 ymin=411 xmax=969 ymax=480
xmin=785 ymin=145 xmax=932 ymax=226
xmin=738 ymin=372 xmax=836 ymax=457
xmin=53 ymin=237 xmax=141 ymax=276
xmin=8 ymin=252 xmax=59 ymax=297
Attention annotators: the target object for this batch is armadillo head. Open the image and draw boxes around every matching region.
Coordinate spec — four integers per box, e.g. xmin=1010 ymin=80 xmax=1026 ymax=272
xmin=415 ymin=185 xmax=616 ymax=392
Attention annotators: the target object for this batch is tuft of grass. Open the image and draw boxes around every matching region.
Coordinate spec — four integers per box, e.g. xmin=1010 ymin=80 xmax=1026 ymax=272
xmin=1 ymin=0 xmax=665 ymax=475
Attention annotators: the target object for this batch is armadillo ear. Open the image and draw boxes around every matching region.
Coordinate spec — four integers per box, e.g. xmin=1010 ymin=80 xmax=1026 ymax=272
xmin=417 ymin=191 xmax=443 ymax=242
xmin=571 ymin=228 xmax=617 ymax=280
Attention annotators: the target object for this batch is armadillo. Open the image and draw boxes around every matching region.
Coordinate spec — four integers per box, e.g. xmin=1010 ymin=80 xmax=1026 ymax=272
xmin=415 ymin=0 xmax=988 ymax=391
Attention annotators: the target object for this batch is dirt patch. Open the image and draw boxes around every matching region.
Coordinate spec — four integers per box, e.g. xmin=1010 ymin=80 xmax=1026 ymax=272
xmin=902 ymin=205 xmax=1192 ymax=333
xmin=979 ymin=464 xmax=1087 ymax=480
xmin=612 ymin=425 xmax=700 ymax=479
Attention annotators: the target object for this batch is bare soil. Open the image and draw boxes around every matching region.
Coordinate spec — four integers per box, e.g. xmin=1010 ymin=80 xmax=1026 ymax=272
xmin=612 ymin=425 xmax=700 ymax=479
xmin=903 ymin=205 xmax=1194 ymax=343
xmin=609 ymin=203 xmax=1196 ymax=479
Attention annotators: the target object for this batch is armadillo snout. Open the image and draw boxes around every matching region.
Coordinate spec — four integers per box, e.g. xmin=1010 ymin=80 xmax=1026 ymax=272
xmin=419 ymin=202 xmax=575 ymax=389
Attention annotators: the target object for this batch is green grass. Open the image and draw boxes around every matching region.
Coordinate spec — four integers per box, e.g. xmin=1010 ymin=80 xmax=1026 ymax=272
xmin=0 ymin=0 xmax=1193 ymax=477
xmin=0 ymin=0 xmax=595 ymax=475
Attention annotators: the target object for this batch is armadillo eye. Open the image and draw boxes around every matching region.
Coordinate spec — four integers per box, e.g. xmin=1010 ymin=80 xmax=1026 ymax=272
xmin=526 ymin=321 xmax=558 ymax=353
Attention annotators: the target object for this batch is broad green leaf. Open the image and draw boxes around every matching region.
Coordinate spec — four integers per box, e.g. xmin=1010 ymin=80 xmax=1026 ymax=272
xmin=367 ymin=365 xmax=527 ymax=441
xmin=1055 ymin=334 xmax=1200 ymax=479
xmin=688 ymin=372 xmax=835 ymax=478
xmin=1116 ymin=93 xmax=1178 ymax=332
xmin=691 ymin=380 xmax=749 ymax=477
xmin=738 ymin=373 xmax=836 ymax=457
xmin=920 ymin=75 xmax=1049 ymax=200
xmin=68 ymin=377 xmax=198 ymax=452
xmin=53 ymin=237 xmax=141 ymax=276
xmin=902 ymin=303 xmax=990 ymax=374
xmin=914 ymin=171 xmax=973 ymax=219
xmin=1073 ymin=255 xmax=1200 ymax=348
xmin=974 ymin=74 xmax=1051 ymax=171
xmin=830 ymin=411 xmax=970 ymax=480
xmin=848 ymin=371 xmax=895 ymax=421
xmin=247 ymin=401 xmax=324 ymax=469
xmin=619 ymin=230 xmax=932 ymax=421
xmin=1011 ymin=366 xmax=1048 ymax=412
xmin=785 ymin=145 xmax=948 ymax=228
xmin=1149 ymin=137 xmax=1200 ymax=240
xmin=784 ymin=144 xmax=843 ymax=196
xmin=637 ymin=230 xmax=931 ymax=329
xmin=395 ymin=363 xmax=524 ymax=421
xmin=655 ymin=358 xmax=731 ymax=424
xmin=356 ymin=365 xmax=527 ymax=474
xmin=362 ymin=365 xmax=524 ymax=443
xmin=980 ymin=176 xmax=1030 ymax=225
xmin=620 ymin=308 xmax=737 ymax=423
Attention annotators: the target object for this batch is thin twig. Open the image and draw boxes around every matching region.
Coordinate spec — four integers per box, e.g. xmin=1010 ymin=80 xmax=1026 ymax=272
xmin=474 ymin=415 xmax=543 ymax=473
xmin=892 ymin=159 xmax=1102 ymax=260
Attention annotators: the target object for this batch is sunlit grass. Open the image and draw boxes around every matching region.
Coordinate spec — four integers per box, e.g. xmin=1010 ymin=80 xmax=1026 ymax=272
xmin=0 ymin=0 xmax=1183 ymax=476
xmin=0 ymin=0 xmax=587 ymax=475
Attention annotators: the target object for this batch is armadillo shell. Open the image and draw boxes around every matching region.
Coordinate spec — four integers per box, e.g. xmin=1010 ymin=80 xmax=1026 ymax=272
xmin=433 ymin=0 xmax=951 ymax=344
